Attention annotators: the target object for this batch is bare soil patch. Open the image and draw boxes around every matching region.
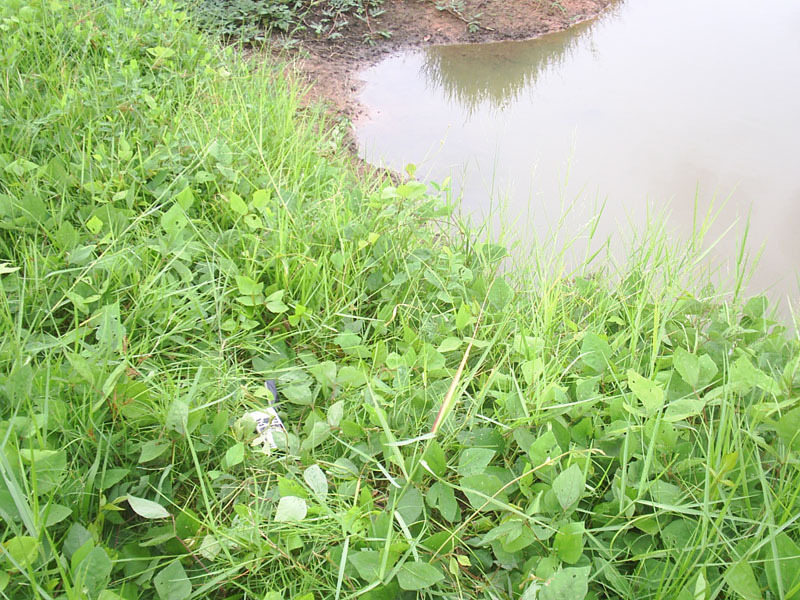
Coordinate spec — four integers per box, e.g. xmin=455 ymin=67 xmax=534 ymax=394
xmin=277 ymin=0 xmax=613 ymax=122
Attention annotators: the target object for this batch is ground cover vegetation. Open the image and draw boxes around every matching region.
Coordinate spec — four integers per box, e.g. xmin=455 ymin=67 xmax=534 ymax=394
xmin=2 ymin=0 xmax=800 ymax=599
xmin=188 ymin=0 xmax=386 ymax=43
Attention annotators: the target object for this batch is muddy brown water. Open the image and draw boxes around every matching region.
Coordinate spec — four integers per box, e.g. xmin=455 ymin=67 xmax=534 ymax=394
xmin=356 ymin=0 xmax=800 ymax=315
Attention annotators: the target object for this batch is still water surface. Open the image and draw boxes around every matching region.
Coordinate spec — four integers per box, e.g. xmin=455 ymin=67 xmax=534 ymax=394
xmin=356 ymin=0 xmax=800 ymax=310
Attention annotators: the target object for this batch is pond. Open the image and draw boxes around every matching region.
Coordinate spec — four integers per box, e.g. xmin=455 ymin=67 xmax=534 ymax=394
xmin=356 ymin=0 xmax=800 ymax=311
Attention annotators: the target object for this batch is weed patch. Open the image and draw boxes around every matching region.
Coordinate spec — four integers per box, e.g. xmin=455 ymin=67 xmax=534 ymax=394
xmin=187 ymin=0 xmax=386 ymax=43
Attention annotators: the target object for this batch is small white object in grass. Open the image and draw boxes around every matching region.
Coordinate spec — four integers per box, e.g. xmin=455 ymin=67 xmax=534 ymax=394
xmin=246 ymin=406 xmax=287 ymax=450
xmin=244 ymin=380 xmax=286 ymax=450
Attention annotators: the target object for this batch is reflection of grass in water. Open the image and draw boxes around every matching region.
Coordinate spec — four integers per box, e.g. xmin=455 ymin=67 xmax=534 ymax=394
xmin=421 ymin=19 xmax=596 ymax=112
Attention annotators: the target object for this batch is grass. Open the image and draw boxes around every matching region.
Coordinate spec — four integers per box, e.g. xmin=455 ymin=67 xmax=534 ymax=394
xmin=1 ymin=0 xmax=799 ymax=598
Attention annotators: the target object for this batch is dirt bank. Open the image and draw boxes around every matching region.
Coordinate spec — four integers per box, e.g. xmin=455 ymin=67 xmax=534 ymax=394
xmin=277 ymin=0 xmax=614 ymax=123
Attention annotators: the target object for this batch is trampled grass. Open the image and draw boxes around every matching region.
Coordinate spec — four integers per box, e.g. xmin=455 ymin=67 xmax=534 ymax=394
xmin=1 ymin=0 xmax=799 ymax=599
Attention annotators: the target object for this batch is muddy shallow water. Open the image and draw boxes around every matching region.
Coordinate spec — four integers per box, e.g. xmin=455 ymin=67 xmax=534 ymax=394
xmin=356 ymin=0 xmax=800 ymax=312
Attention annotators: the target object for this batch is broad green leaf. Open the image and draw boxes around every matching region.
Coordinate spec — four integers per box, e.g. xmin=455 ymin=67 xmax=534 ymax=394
xmin=127 ymin=495 xmax=171 ymax=519
xmin=198 ymin=535 xmax=221 ymax=561
xmin=175 ymin=509 xmax=201 ymax=538
xmin=282 ymin=382 xmax=313 ymax=404
xmin=540 ymin=566 xmax=590 ymax=600
xmin=96 ymin=302 xmax=125 ymax=352
xmin=303 ymin=464 xmax=328 ymax=499
xmin=98 ymin=468 xmax=129 ymax=491
xmin=147 ymin=46 xmax=176 ymax=59
xmin=66 ymin=351 xmax=96 ymax=385
xmin=244 ymin=213 xmax=263 ymax=230
xmin=694 ymin=571 xmax=708 ymax=600
xmin=512 ymin=335 xmax=544 ymax=359
xmin=627 ymin=370 xmax=665 ymax=416
xmin=302 ymin=420 xmax=331 ymax=451
xmin=23 ymin=448 xmax=66 ymax=494
xmin=335 ymin=332 xmax=362 ymax=349
xmin=396 ymin=487 xmax=424 ymax=525
xmin=593 ymin=557 xmax=631 ymax=597
xmin=71 ymin=540 xmax=94 ymax=573
xmin=252 ymin=188 xmax=271 ymax=211
xmin=744 ymin=296 xmax=768 ymax=319
xmin=154 ymin=560 xmax=191 ymax=600
xmin=776 ymin=407 xmax=800 ymax=452
xmin=265 ymin=290 xmax=289 ymax=313
xmin=396 ymin=561 xmax=444 ymax=590
xmin=64 ymin=290 xmax=91 ymax=314
xmin=455 ymin=302 xmax=473 ymax=330
xmin=456 ymin=448 xmax=495 ymax=477
xmin=697 ymin=354 xmax=718 ymax=386
xmin=0 ymin=572 xmax=8 ymax=592
xmin=479 ymin=519 xmax=530 ymax=550
xmin=349 ymin=550 xmax=382 ymax=581
xmin=139 ymin=440 xmax=170 ymax=463
xmin=649 ymin=480 xmax=685 ymax=506
xmin=310 ymin=361 xmax=337 ymax=389
xmin=729 ymin=356 xmax=777 ymax=394
xmin=552 ymin=464 xmax=585 ymax=510
xmin=174 ymin=186 xmax=195 ymax=210
xmin=63 ymin=523 xmax=92 ymax=560
xmin=2 ymin=536 xmax=39 ymax=569
xmin=766 ymin=533 xmax=800 ymax=600
xmin=5 ymin=158 xmax=39 ymax=176
xmin=235 ymin=275 xmax=262 ymax=296
xmin=42 ymin=503 xmax=72 ymax=527
xmin=337 ymin=366 xmax=367 ymax=388
xmin=161 ymin=203 xmax=188 ymax=236
xmin=459 ymin=474 xmax=508 ymax=511
xmin=327 ymin=401 xmax=344 ymax=428
xmin=86 ymin=215 xmax=103 ymax=234
xmin=502 ymin=521 xmax=537 ymax=553
xmin=581 ymin=333 xmax=612 ymax=373
xmin=165 ymin=399 xmax=189 ymax=436
xmin=73 ymin=546 xmax=112 ymax=599
xmin=275 ymin=496 xmax=307 ymax=522
xmin=674 ymin=347 xmax=700 ymax=387
xmin=208 ymin=140 xmax=233 ymax=167
xmin=662 ymin=519 xmax=695 ymax=549
xmin=554 ymin=521 xmax=585 ymax=564
xmin=224 ymin=442 xmax=244 ymax=468
xmin=227 ymin=192 xmax=248 ymax=215
xmin=487 ymin=277 xmax=513 ymax=311
xmin=664 ymin=397 xmax=707 ymax=422
xmin=427 ymin=481 xmax=458 ymax=522
xmin=437 ymin=337 xmax=462 ymax=353
xmin=421 ymin=441 xmax=447 ymax=477
xmin=724 ymin=560 xmax=761 ymax=600
xmin=278 ymin=477 xmax=307 ymax=498
xmin=528 ymin=429 xmax=559 ymax=481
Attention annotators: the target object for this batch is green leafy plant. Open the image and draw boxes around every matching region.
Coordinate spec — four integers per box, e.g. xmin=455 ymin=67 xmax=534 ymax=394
xmin=186 ymin=0 xmax=387 ymax=43
xmin=190 ymin=0 xmax=297 ymax=42
xmin=1 ymin=0 xmax=798 ymax=598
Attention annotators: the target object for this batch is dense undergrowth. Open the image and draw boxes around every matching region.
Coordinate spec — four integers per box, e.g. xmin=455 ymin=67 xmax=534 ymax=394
xmin=188 ymin=0 xmax=386 ymax=43
xmin=2 ymin=0 xmax=800 ymax=599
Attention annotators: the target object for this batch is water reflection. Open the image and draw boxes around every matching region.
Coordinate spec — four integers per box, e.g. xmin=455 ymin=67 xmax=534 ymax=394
xmin=357 ymin=0 xmax=800 ymax=313
xmin=421 ymin=19 xmax=596 ymax=113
